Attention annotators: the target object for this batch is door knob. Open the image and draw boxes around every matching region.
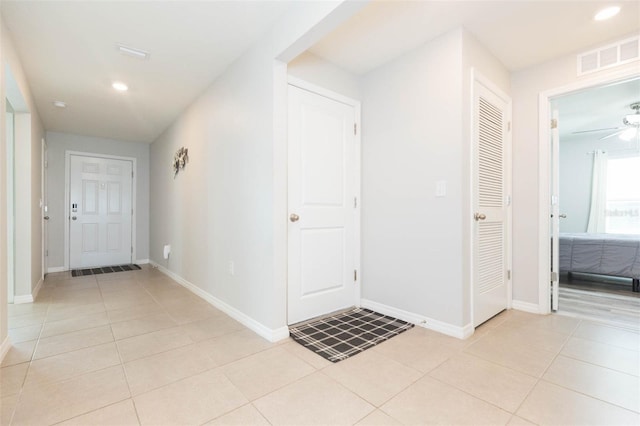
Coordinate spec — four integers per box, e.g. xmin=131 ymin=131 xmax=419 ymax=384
xmin=71 ymin=216 xmax=77 ymax=221
xmin=289 ymin=213 xmax=300 ymax=222
xmin=44 ymin=216 xmax=50 ymax=220
xmin=474 ymin=213 xmax=486 ymax=221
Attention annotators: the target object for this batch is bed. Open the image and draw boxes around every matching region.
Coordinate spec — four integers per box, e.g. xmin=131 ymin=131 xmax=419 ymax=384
xmin=559 ymin=233 xmax=640 ymax=292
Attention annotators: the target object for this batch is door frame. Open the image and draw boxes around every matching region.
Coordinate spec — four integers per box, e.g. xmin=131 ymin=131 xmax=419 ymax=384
xmin=64 ymin=151 xmax=137 ymax=271
xmin=41 ymin=138 xmax=47 ymax=280
xmin=537 ymin=68 xmax=639 ymax=313
xmin=286 ymin=76 xmax=362 ymax=323
xmin=469 ymin=69 xmax=513 ymax=326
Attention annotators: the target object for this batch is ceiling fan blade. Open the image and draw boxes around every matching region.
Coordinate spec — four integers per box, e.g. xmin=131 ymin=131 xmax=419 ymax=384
xmin=572 ymin=126 xmax=624 ymax=135
xmin=599 ymin=129 xmax=627 ymax=140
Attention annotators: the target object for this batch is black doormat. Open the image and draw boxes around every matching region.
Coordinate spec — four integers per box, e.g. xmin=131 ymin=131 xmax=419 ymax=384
xmin=71 ymin=264 xmax=141 ymax=277
xmin=289 ymin=308 xmax=414 ymax=363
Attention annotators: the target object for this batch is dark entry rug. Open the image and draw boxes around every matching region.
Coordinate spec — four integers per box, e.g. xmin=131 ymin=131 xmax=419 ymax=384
xmin=71 ymin=264 xmax=141 ymax=277
xmin=289 ymin=308 xmax=414 ymax=363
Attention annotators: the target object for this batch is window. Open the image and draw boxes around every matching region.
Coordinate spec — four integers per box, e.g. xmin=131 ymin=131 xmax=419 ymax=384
xmin=605 ymin=156 xmax=640 ymax=234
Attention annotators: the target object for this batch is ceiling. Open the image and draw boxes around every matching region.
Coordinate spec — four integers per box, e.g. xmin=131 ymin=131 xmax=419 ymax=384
xmin=553 ymin=77 xmax=640 ymax=144
xmin=1 ymin=1 xmax=295 ymax=143
xmin=2 ymin=1 xmax=639 ymax=144
xmin=309 ymin=1 xmax=640 ymax=75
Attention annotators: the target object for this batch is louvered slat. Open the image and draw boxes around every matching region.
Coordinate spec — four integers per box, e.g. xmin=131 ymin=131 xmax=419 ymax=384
xmin=478 ymin=222 xmax=504 ymax=294
xmin=478 ymin=98 xmax=503 ymax=208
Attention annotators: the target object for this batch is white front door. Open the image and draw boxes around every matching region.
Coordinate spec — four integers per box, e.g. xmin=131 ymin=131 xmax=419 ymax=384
xmin=473 ymin=78 xmax=511 ymax=326
xmin=69 ymin=155 xmax=133 ymax=268
xmin=287 ymin=84 xmax=358 ymax=325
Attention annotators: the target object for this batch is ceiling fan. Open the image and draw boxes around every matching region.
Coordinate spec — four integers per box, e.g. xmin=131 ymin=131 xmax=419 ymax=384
xmin=573 ymin=102 xmax=640 ymax=141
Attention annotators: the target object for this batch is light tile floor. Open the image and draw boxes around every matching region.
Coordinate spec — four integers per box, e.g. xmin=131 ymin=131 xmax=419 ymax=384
xmin=2 ymin=266 xmax=639 ymax=425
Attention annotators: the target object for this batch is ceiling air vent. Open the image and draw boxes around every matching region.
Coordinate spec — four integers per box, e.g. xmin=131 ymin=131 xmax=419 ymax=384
xmin=577 ymin=36 xmax=639 ymax=76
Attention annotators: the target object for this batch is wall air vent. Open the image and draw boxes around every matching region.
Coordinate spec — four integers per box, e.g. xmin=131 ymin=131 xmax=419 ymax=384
xmin=577 ymin=36 xmax=639 ymax=76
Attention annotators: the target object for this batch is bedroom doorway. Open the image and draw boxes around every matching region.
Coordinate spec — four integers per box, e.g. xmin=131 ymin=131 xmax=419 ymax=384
xmin=547 ymin=77 xmax=640 ymax=327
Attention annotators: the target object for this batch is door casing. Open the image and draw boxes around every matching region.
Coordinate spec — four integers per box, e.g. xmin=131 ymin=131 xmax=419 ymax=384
xmin=64 ymin=151 xmax=137 ymax=270
xmin=286 ymin=76 xmax=362 ymax=324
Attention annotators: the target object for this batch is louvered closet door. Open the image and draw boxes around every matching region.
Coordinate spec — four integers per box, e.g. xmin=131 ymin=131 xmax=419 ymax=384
xmin=473 ymin=79 xmax=510 ymax=327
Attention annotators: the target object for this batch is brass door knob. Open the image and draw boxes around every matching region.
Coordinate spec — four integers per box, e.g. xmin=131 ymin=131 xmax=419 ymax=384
xmin=474 ymin=213 xmax=486 ymax=221
xmin=289 ymin=213 xmax=300 ymax=222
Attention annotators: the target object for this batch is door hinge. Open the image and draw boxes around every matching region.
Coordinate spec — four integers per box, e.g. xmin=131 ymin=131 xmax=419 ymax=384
xmin=354 ymin=196 xmax=358 ymax=208
xmin=507 ymin=269 xmax=511 ymax=280
xmin=551 ymin=271 xmax=558 ymax=282
xmin=131 ymin=171 xmax=134 ymax=178
xmin=131 ymin=247 xmax=133 ymax=254
xmin=131 ymin=208 xmax=134 ymax=215
xmin=354 ymin=123 xmax=357 ymax=135
xmin=45 ymin=250 xmax=48 ymax=257
xmin=550 ymin=118 xmax=558 ymax=129
xmin=44 ymin=160 xmax=48 ymax=169
xmin=354 ymin=270 xmax=358 ymax=281
xmin=507 ymin=121 xmax=511 ymax=131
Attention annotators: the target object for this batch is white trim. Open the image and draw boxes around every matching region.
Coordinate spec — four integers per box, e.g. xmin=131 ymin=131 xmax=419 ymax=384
xmin=13 ymin=294 xmax=34 ymax=304
xmin=0 ymin=336 xmax=11 ymax=363
xmin=512 ymin=300 xmax=542 ymax=314
xmin=285 ymin=77 xmax=362 ymax=323
xmin=149 ymin=261 xmax=289 ymax=342
xmin=32 ymin=278 xmax=43 ymax=301
xmin=135 ymin=259 xmax=149 ymax=265
xmin=47 ymin=266 xmax=65 ymax=273
xmin=64 ymin=151 xmax=137 ymax=270
xmin=360 ymin=299 xmax=473 ymax=340
xmin=537 ymin=68 xmax=640 ymax=315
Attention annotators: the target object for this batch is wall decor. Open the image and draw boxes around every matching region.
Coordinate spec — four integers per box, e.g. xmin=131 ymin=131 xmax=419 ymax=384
xmin=173 ymin=147 xmax=189 ymax=177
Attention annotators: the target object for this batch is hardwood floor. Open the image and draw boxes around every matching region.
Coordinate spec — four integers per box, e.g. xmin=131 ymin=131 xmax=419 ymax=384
xmin=558 ymin=275 xmax=640 ymax=330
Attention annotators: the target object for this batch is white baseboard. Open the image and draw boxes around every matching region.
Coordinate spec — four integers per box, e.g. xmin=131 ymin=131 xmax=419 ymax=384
xmin=47 ymin=266 xmax=65 ymax=273
xmin=13 ymin=278 xmax=44 ymax=304
xmin=512 ymin=300 xmax=541 ymax=314
xmin=33 ymin=278 xmax=43 ymax=300
xmin=135 ymin=259 xmax=149 ymax=265
xmin=360 ymin=298 xmax=472 ymax=339
xmin=13 ymin=294 xmax=34 ymax=304
xmin=149 ymin=261 xmax=289 ymax=342
xmin=0 ymin=336 xmax=11 ymax=363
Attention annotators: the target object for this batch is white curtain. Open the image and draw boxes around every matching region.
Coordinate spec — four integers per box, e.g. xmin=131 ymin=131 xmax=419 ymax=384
xmin=587 ymin=149 xmax=608 ymax=233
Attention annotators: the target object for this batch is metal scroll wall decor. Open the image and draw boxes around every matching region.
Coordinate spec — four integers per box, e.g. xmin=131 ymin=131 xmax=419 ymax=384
xmin=173 ymin=147 xmax=189 ymax=177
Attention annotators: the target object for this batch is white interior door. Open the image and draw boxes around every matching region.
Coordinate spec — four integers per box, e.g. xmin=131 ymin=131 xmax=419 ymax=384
xmin=42 ymin=139 xmax=48 ymax=277
xmin=69 ymin=155 xmax=133 ymax=268
xmin=473 ymin=79 xmax=511 ymax=327
xmin=550 ymin=110 xmax=560 ymax=311
xmin=288 ymin=84 xmax=358 ymax=325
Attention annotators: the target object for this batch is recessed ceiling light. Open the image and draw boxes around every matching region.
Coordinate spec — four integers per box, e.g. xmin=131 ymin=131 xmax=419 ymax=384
xmin=594 ymin=6 xmax=621 ymax=21
xmin=112 ymin=81 xmax=128 ymax=92
xmin=116 ymin=44 xmax=149 ymax=60
xmin=52 ymin=101 xmax=67 ymax=108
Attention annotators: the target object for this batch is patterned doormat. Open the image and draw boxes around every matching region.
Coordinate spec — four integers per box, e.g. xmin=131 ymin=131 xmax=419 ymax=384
xmin=71 ymin=264 xmax=141 ymax=277
xmin=289 ymin=308 xmax=414 ymax=363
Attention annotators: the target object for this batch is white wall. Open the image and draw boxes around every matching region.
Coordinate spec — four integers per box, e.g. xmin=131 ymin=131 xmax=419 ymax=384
xmin=288 ymin=51 xmax=361 ymax=100
xmin=1 ymin=14 xmax=45 ymax=355
xmin=360 ymin=28 xmax=509 ymax=330
xmin=511 ymin=36 xmax=639 ymax=305
xmin=45 ymin=132 xmax=150 ymax=268
xmin=149 ymin=1 xmax=365 ymax=338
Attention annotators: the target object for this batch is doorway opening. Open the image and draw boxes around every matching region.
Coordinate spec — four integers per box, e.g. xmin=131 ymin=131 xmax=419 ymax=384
xmin=547 ymin=77 xmax=640 ymax=329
